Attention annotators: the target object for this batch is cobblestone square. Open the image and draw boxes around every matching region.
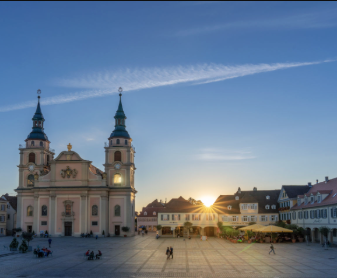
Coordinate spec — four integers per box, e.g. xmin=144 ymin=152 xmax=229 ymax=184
xmin=1 ymin=235 xmax=337 ymax=277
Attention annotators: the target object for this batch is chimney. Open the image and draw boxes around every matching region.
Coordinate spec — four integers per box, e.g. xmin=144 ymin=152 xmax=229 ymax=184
xmin=253 ymin=187 xmax=257 ymax=191
xmin=316 ymin=179 xmax=318 ymax=184
xmin=308 ymin=182 xmax=312 ymax=187
xmin=325 ymin=176 xmax=329 ymax=183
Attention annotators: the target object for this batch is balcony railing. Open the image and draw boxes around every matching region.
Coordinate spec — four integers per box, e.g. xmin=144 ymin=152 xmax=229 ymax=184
xmin=62 ymin=212 xmax=75 ymax=217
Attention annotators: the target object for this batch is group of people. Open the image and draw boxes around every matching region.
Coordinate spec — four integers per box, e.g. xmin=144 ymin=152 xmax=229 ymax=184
xmin=35 ymin=247 xmax=52 ymax=257
xmin=165 ymin=246 xmax=173 ymax=260
xmin=40 ymin=231 xmax=49 ymax=238
xmin=85 ymin=250 xmax=102 ymax=260
xmin=138 ymin=229 xmax=148 ymax=236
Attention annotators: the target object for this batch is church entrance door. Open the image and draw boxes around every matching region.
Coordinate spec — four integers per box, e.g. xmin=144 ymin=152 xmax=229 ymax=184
xmin=64 ymin=222 xmax=72 ymax=236
xmin=115 ymin=225 xmax=120 ymax=236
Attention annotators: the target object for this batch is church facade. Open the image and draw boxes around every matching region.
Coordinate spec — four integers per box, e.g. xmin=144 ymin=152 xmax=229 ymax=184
xmin=16 ymin=92 xmax=136 ymax=237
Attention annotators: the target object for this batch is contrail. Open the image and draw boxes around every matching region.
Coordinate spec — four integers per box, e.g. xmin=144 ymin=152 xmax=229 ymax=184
xmin=0 ymin=59 xmax=334 ymax=112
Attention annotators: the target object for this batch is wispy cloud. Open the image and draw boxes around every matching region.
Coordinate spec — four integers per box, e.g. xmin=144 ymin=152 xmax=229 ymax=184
xmin=0 ymin=59 xmax=334 ymax=112
xmin=196 ymin=148 xmax=255 ymax=161
xmin=175 ymin=10 xmax=337 ymax=36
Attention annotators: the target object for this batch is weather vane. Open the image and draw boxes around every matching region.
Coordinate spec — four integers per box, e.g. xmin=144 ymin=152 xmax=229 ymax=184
xmin=37 ymin=89 xmax=41 ymax=99
xmin=118 ymin=87 xmax=123 ymax=97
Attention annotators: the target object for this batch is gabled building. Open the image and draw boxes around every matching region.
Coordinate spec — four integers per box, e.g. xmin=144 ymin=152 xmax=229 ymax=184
xmin=0 ymin=199 xmax=7 ymax=236
xmin=291 ymin=176 xmax=337 ymax=243
xmin=277 ymin=185 xmax=310 ymax=223
xmin=1 ymin=194 xmax=17 ymax=234
xmin=214 ymin=187 xmax=280 ymax=227
xmin=137 ymin=199 xmax=165 ymax=232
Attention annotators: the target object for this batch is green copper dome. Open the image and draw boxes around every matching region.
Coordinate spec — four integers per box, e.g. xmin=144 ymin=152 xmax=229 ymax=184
xmin=109 ymin=94 xmax=130 ymax=139
xmin=27 ymin=96 xmax=49 ymax=141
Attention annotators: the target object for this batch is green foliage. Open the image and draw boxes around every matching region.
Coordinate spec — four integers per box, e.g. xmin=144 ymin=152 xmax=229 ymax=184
xmin=275 ymin=221 xmax=286 ymax=228
xmin=222 ymin=226 xmax=233 ymax=236
xmin=246 ymin=230 xmax=254 ymax=238
xmin=285 ymin=224 xmax=299 ymax=231
xmin=232 ymin=230 xmax=240 ymax=237
xmin=217 ymin=222 xmax=223 ymax=229
xmin=319 ymin=226 xmax=331 ymax=238
xmin=297 ymin=227 xmax=305 ymax=237
xmin=9 ymin=238 xmax=19 ymax=249
xmin=19 ymin=239 xmax=28 ymax=253
xmin=122 ymin=226 xmax=130 ymax=232
xmin=248 ymin=222 xmax=256 ymax=226
xmin=22 ymin=232 xmax=34 ymax=247
xmin=156 ymin=225 xmax=162 ymax=231
xmin=15 ymin=227 xmax=22 ymax=232
xmin=184 ymin=222 xmax=193 ymax=228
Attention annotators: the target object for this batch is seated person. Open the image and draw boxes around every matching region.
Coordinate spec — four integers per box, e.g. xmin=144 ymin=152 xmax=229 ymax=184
xmin=96 ymin=250 xmax=102 ymax=259
xmin=88 ymin=251 xmax=95 ymax=260
xmin=85 ymin=250 xmax=90 ymax=256
xmin=37 ymin=249 xmax=44 ymax=258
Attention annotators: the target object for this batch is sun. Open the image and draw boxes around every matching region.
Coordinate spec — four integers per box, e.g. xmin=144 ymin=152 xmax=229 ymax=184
xmin=201 ymin=196 xmax=216 ymax=207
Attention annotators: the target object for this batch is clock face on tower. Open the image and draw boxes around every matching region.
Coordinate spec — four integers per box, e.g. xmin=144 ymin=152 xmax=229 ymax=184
xmin=28 ymin=165 xmax=35 ymax=172
xmin=114 ymin=163 xmax=121 ymax=170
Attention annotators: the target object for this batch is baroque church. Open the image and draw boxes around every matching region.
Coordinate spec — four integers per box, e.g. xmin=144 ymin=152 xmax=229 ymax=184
xmin=16 ymin=92 xmax=136 ymax=236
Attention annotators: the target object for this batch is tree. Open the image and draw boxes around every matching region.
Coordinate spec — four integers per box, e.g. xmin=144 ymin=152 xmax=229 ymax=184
xmin=217 ymin=221 xmax=223 ymax=230
xmin=122 ymin=227 xmax=130 ymax=233
xmin=156 ymin=225 xmax=162 ymax=231
xmin=275 ymin=221 xmax=286 ymax=228
xmin=9 ymin=238 xmax=19 ymax=250
xmin=19 ymin=239 xmax=28 ymax=253
xmin=222 ymin=226 xmax=233 ymax=237
xmin=297 ymin=227 xmax=305 ymax=238
xmin=15 ymin=227 xmax=22 ymax=232
xmin=22 ymin=232 xmax=34 ymax=247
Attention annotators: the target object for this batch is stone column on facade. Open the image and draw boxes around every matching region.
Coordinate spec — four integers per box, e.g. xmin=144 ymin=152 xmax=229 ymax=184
xmin=80 ymin=193 xmax=87 ymax=234
xmin=50 ymin=193 xmax=56 ymax=235
xmin=100 ymin=194 xmax=108 ymax=236
xmin=16 ymin=195 xmax=22 ymax=230
xmin=311 ymin=230 xmax=315 ymax=243
xmin=320 ymin=231 xmax=324 ymax=244
xmin=329 ymin=231 xmax=333 ymax=244
xmin=33 ymin=194 xmax=39 ymax=233
xmin=172 ymin=228 xmax=175 ymax=238
xmin=18 ymin=169 xmax=24 ymax=188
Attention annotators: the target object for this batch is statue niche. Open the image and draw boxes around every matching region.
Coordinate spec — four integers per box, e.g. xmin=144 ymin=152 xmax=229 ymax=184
xmin=60 ymin=166 xmax=78 ymax=179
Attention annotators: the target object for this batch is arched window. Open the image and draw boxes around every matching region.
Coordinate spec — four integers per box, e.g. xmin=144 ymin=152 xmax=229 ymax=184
xmin=228 ymin=206 xmax=232 ymax=210
xmin=40 ymin=141 xmax=43 ymax=147
xmin=114 ymin=151 xmax=121 ymax=161
xmin=116 ymin=139 xmax=120 ymax=144
xmin=27 ymin=174 xmax=34 ymax=187
xmin=144 ymin=211 xmax=147 ymax=216
xmin=115 ymin=205 xmax=121 ymax=216
xmin=114 ymin=173 xmax=121 ymax=185
xmin=271 ymin=205 xmax=276 ymax=209
xmin=27 ymin=206 xmax=33 ymax=216
xmin=125 ymin=140 xmax=127 ymax=145
xmin=235 ymin=196 xmax=239 ymax=200
xmin=34 ymin=121 xmax=37 ymax=127
xmin=41 ymin=205 xmax=47 ymax=216
xmin=65 ymin=204 xmax=71 ymax=216
xmin=31 ymin=141 xmax=34 ymax=146
xmin=92 ymin=205 xmax=98 ymax=216
xmin=29 ymin=153 xmax=35 ymax=163
xmin=153 ymin=211 xmax=156 ymax=215
xmin=266 ymin=196 xmax=270 ymax=199
xmin=265 ymin=205 xmax=270 ymax=209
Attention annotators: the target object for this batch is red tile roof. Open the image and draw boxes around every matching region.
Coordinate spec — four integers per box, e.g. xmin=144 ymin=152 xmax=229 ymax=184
xmin=292 ymin=177 xmax=337 ymax=210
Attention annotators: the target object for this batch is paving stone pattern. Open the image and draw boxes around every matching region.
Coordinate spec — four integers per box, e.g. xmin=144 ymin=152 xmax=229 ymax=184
xmin=0 ymin=235 xmax=336 ymax=277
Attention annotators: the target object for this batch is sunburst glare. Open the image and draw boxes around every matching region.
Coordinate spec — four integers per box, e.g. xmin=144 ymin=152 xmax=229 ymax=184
xmin=201 ymin=196 xmax=216 ymax=207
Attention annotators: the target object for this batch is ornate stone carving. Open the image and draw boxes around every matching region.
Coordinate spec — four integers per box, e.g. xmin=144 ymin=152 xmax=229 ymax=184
xmin=60 ymin=166 xmax=78 ymax=178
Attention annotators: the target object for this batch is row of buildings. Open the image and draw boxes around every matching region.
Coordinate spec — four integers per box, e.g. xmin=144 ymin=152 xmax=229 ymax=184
xmin=138 ymin=179 xmax=337 ymax=244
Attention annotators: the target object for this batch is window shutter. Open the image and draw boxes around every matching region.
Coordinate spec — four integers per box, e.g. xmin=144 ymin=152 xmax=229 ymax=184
xmin=275 ymin=215 xmax=278 ymax=221
xmin=332 ymin=208 xmax=334 ymax=218
xmin=178 ymin=214 xmax=180 ymax=221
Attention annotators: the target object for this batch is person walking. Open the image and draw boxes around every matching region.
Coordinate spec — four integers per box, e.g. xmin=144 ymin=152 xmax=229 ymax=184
xmin=48 ymin=238 xmax=52 ymax=248
xmin=166 ymin=247 xmax=170 ymax=260
xmin=170 ymin=246 xmax=173 ymax=259
xmin=142 ymin=230 xmax=144 ymax=237
xmin=96 ymin=234 xmax=98 ymax=240
xmin=269 ymin=243 xmax=275 ymax=255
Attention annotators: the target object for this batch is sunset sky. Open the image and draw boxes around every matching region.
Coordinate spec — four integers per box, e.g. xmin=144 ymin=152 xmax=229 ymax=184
xmin=1 ymin=2 xmax=337 ymax=211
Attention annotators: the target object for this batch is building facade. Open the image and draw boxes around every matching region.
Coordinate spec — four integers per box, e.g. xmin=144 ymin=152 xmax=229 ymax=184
xmin=0 ymin=199 xmax=7 ymax=236
xmin=291 ymin=177 xmax=337 ymax=244
xmin=15 ymin=92 xmax=136 ymax=237
xmin=215 ymin=187 xmax=280 ymax=228
xmin=137 ymin=199 xmax=165 ymax=232
xmin=277 ymin=185 xmax=309 ymax=223
xmin=1 ymin=194 xmax=17 ymax=234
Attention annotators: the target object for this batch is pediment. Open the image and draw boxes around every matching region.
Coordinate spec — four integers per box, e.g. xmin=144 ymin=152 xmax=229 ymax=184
xmin=54 ymin=151 xmax=87 ymax=162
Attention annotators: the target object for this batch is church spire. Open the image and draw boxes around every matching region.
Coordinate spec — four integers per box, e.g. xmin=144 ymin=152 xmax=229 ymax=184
xmin=109 ymin=88 xmax=130 ymax=139
xmin=26 ymin=89 xmax=49 ymax=141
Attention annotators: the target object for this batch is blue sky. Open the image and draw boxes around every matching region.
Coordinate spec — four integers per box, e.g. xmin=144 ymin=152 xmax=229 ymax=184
xmin=1 ymin=2 xmax=337 ymax=211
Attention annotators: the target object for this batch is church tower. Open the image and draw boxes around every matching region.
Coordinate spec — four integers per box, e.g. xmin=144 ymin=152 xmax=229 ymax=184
xmin=18 ymin=91 xmax=55 ymax=189
xmin=104 ymin=88 xmax=136 ymax=235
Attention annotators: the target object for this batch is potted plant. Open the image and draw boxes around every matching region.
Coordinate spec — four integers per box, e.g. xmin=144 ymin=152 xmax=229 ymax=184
xmin=22 ymin=232 xmax=34 ymax=251
xmin=10 ymin=238 xmax=19 ymax=251
xmin=247 ymin=230 xmax=254 ymax=243
xmin=271 ymin=234 xmax=277 ymax=243
xmin=122 ymin=226 xmax=130 ymax=237
xmin=19 ymin=239 xmax=28 ymax=253
xmin=297 ymin=227 xmax=304 ymax=242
